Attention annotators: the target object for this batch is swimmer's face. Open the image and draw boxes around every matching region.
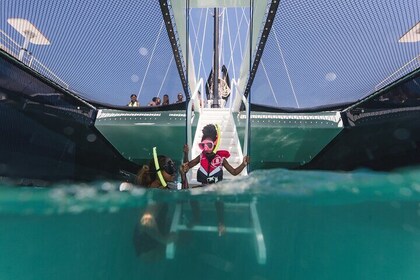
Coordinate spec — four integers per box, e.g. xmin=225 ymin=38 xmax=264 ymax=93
xmin=162 ymin=158 xmax=176 ymax=182
xmin=163 ymin=170 xmax=175 ymax=182
xmin=199 ymin=138 xmax=215 ymax=154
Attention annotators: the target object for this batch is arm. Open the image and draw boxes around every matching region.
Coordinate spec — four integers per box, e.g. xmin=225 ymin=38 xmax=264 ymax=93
xmin=140 ymin=212 xmax=171 ymax=245
xmin=182 ymin=155 xmax=200 ymax=173
xmin=180 ymin=144 xmax=190 ymax=189
xmin=182 ymin=145 xmax=200 ymax=169
xmin=183 ymin=144 xmax=189 ymax=163
xmin=223 ymin=156 xmax=250 ymax=176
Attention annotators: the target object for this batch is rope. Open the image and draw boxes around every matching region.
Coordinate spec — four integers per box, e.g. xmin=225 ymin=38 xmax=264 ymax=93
xmin=273 ymin=28 xmax=300 ymax=108
xmin=197 ymin=8 xmax=209 ymax=81
xmin=234 ymin=8 xmax=242 ymax=58
xmin=137 ymin=20 xmax=164 ymax=98
xmin=156 ymin=56 xmax=174 ymax=97
xmin=233 ymin=8 xmax=246 ymax=62
xmin=225 ymin=9 xmax=236 ymax=80
xmin=241 ymin=7 xmax=250 ymax=61
xmin=190 ymin=8 xmax=209 ymax=82
xmin=220 ymin=8 xmax=225 ymax=68
xmin=260 ymin=60 xmax=279 ymax=105
xmin=190 ymin=8 xmax=204 ymax=58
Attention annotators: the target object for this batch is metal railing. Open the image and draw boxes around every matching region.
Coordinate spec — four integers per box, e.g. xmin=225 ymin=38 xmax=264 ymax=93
xmin=375 ymin=54 xmax=420 ymax=91
xmin=231 ymin=78 xmax=249 ymax=157
xmin=0 ymin=29 xmax=69 ymax=89
xmin=187 ymin=77 xmax=249 ymax=158
xmin=0 ymin=30 xmax=20 ymax=59
xmin=187 ymin=78 xmax=204 ymax=160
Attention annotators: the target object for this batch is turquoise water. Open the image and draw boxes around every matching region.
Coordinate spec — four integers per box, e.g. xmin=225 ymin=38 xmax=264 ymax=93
xmin=1 ymin=168 xmax=419 ymax=280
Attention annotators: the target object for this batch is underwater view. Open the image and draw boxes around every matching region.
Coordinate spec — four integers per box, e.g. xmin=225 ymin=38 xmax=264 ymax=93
xmin=1 ymin=168 xmax=419 ymax=280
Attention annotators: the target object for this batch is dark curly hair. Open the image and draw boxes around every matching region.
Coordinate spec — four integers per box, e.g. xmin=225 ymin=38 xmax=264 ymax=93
xmin=136 ymin=155 xmax=168 ymax=186
xmin=201 ymin=124 xmax=218 ymax=142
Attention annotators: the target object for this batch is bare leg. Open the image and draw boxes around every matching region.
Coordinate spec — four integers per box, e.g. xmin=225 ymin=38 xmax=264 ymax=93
xmin=215 ymin=199 xmax=225 ymax=236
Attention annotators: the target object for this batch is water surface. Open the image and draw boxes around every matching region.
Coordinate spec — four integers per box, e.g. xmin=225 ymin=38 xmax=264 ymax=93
xmin=1 ymin=168 xmax=419 ymax=280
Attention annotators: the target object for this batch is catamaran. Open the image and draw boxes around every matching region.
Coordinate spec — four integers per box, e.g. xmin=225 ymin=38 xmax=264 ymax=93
xmin=1 ymin=0 xmax=420 ymax=183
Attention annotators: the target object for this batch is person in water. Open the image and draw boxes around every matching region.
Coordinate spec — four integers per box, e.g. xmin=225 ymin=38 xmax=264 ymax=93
xmin=136 ymin=152 xmax=177 ymax=188
xmin=182 ymin=124 xmax=249 ymax=235
xmin=133 ymin=150 xmax=178 ymax=259
xmin=182 ymin=124 xmax=249 ymax=184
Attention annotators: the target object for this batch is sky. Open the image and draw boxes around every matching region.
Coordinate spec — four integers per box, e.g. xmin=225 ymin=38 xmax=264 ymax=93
xmin=253 ymin=0 xmax=420 ymax=108
xmin=1 ymin=0 xmax=419 ymax=109
xmin=1 ymin=0 xmax=184 ymax=106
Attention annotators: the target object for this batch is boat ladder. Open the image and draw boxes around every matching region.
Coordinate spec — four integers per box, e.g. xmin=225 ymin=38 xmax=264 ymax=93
xmin=165 ymin=197 xmax=266 ymax=265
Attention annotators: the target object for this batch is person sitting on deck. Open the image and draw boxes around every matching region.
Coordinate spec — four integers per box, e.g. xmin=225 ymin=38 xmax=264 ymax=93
xmin=182 ymin=124 xmax=249 ymax=235
xmin=175 ymin=92 xmax=183 ymax=103
xmin=162 ymin=94 xmax=170 ymax=106
xmin=148 ymin=97 xmax=161 ymax=106
xmin=155 ymin=97 xmax=161 ymax=106
xmin=127 ymin=94 xmax=139 ymax=107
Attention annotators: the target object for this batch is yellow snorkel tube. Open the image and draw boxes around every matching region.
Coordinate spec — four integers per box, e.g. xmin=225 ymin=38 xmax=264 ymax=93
xmin=152 ymin=147 xmax=167 ymax=188
xmin=213 ymin=124 xmax=221 ymax=152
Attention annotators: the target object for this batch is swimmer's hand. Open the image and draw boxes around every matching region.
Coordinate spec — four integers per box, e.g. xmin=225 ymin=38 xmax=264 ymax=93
xmin=181 ymin=162 xmax=190 ymax=173
xmin=140 ymin=213 xmax=156 ymax=227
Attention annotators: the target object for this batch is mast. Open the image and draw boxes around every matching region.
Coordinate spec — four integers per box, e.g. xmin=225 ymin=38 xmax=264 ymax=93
xmin=211 ymin=7 xmax=220 ymax=108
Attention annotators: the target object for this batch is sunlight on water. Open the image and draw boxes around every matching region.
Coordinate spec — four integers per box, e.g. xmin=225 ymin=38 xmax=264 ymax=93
xmin=0 ymin=168 xmax=419 ymax=280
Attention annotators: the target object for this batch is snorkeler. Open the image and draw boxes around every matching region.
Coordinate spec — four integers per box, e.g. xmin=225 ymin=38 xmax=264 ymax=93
xmin=182 ymin=124 xmax=249 ymax=235
xmin=133 ymin=148 xmax=179 ymax=259
xmin=182 ymin=124 xmax=249 ymax=183
xmin=137 ymin=147 xmax=179 ymax=189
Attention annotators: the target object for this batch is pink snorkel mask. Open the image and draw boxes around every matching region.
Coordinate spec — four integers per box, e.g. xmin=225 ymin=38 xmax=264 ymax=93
xmin=198 ymin=140 xmax=214 ymax=151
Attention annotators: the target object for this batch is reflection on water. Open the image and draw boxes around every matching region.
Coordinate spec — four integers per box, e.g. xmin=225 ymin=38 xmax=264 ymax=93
xmin=0 ymin=168 xmax=420 ymax=280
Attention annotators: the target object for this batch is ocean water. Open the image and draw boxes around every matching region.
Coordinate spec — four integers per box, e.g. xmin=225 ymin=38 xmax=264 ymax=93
xmin=0 ymin=168 xmax=419 ymax=280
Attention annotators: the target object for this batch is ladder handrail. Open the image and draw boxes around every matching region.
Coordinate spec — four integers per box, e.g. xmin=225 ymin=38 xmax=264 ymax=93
xmin=231 ymin=78 xmax=249 ymax=157
xmin=187 ymin=78 xmax=204 ymax=160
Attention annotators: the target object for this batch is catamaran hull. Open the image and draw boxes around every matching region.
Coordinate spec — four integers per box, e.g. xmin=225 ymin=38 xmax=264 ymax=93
xmin=2 ymin=50 xmax=420 ymax=182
